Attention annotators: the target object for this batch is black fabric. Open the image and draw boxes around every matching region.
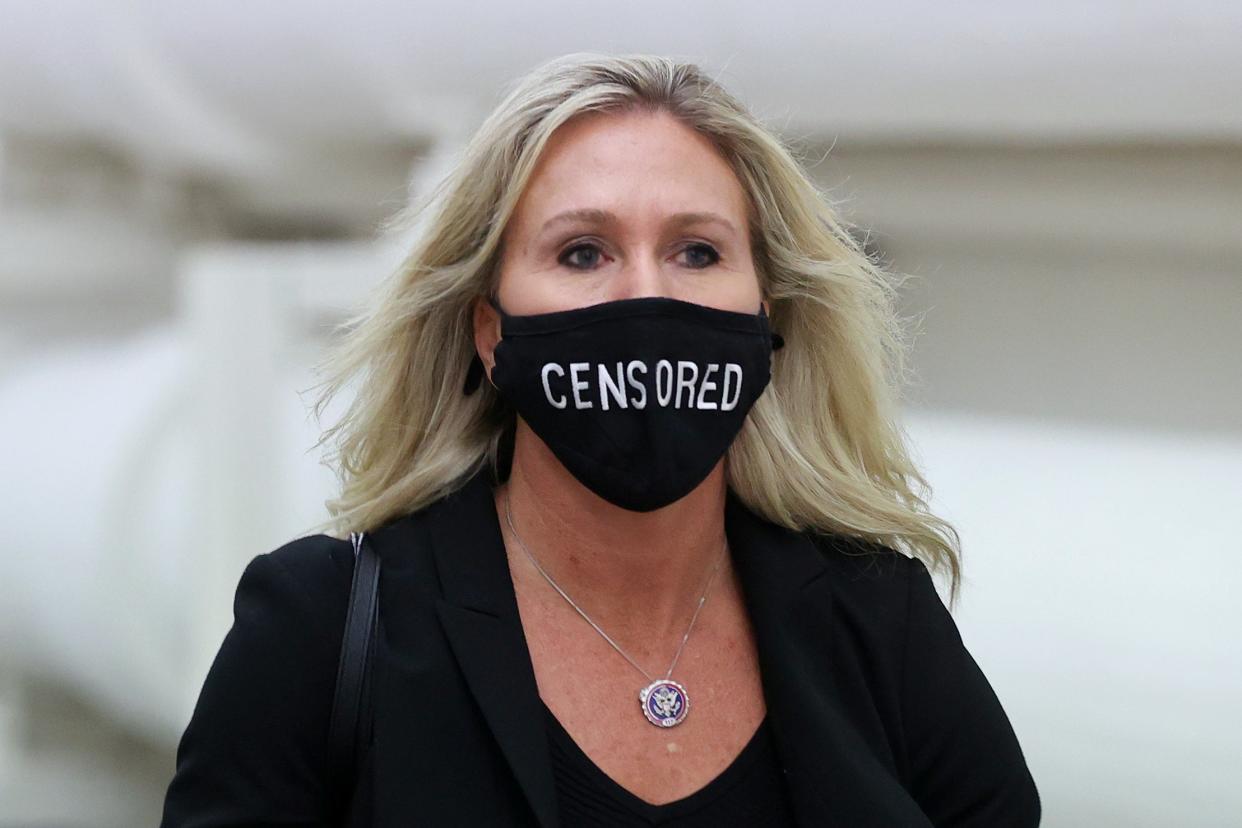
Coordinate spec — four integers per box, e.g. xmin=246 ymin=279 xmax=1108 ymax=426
xmin=542 ymin=701 xmax=797 ymax=826
xmin=160 ymin=464 xmax=1041 ymax=827
xmin=484 ymin=295 xmax=779 ymax=512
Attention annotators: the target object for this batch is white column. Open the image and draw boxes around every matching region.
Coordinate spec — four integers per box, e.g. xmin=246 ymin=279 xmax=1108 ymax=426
xmin=176 ymin=244 xmax=287 ymax=715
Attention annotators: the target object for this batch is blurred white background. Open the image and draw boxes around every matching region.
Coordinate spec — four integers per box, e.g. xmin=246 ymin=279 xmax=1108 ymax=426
xmin=0 ymin=1 xmax=1239 ymax=825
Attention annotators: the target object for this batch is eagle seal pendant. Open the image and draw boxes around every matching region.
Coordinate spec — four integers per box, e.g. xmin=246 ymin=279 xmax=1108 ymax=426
xmin=639 ymin=679 xmax=690 ymax=727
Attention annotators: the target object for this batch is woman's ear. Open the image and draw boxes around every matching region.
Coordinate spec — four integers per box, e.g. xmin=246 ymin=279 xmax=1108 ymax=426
xmin=471 ymin=295 xmax=501 ymax=386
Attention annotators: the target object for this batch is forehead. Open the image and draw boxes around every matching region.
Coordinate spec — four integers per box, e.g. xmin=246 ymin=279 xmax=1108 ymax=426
xmin=509 ymin=108 xmax=750 ymax=232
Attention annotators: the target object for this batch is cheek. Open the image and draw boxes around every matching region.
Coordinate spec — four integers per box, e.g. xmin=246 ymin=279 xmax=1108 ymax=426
xmin=496 ymin=258 xmax=602 ymax=314
xmin=495 ymin=233 xmax=552 ymax=303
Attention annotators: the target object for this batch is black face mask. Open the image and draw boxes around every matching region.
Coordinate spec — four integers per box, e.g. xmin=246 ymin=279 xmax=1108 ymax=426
xmin=463 ymin=294 xmax=784 ymax=512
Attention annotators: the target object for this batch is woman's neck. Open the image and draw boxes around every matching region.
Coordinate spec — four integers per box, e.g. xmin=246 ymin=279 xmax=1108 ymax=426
xmin=494 ymin=420 xmax=732 ymax=640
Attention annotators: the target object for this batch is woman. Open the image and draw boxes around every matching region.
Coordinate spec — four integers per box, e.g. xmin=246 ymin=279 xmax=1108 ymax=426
xmin=161 ymin=53 xmax=1040 ymax=827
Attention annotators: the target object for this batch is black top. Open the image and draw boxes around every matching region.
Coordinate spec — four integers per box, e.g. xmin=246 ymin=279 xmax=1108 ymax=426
xmin=160 ymin=465 xmax=1041 ymax=827
xmin=542 ymin=701 xmax=797 ymax=826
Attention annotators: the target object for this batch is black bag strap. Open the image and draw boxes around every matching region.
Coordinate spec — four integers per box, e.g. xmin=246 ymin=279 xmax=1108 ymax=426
xmin=327 ymin=530 xmax=381 ymax=817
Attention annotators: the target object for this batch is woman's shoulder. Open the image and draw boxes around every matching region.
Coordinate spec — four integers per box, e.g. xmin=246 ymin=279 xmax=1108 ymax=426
xmin=223 ymin=532 xmax=358 ymax=669
xmin=804 ymin=531 xmax=953 ymax=649
xmin=806 ymin=531 xmax=930 ymax=604
xmin=808 ymin=530 xmax=1041 ymax=823
xmin=256 ymin=531 xmax=357 ymax=601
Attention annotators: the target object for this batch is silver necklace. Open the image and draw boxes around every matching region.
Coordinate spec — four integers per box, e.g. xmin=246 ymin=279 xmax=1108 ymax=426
xmin=503 ymin=491 xmax=727 ymax=728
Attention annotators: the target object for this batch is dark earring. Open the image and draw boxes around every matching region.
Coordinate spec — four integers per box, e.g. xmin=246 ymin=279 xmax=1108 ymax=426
xmin=496 ymin=416 xmax=516 ymax=483
xmin=463 ymin=354 xmax=485 ymax=395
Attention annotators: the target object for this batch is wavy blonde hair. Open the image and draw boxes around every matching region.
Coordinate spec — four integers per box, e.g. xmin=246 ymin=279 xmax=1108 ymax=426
xmin=308 ymin=52 xmax=963 ymax=606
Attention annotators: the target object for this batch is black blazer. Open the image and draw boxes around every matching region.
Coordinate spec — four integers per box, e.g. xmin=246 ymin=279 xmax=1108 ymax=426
xmin=161 ymin=465 xmax=1040 ymax=827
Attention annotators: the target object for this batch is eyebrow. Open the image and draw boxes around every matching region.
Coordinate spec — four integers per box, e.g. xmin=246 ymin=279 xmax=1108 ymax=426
xmin=539 ymin=208 xmax=738 ymax=236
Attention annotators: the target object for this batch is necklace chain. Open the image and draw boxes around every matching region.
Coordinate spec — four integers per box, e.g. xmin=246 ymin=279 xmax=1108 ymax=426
xmin=503 ymin=490 xmax=727 ymax=684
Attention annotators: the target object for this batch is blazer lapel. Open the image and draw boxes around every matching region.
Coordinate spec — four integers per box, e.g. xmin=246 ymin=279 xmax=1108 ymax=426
xmin=427 ymin=468 xmax=562 ymax=828
xmin=419 ymin=467 xmax=928 ymax=828
xmin=724 ymin=488 xmax=932 ymax=827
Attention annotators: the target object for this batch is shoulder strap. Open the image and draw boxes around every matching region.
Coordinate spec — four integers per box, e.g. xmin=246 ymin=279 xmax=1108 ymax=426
xmin=327 ymin=530 xmax=381 ymax=815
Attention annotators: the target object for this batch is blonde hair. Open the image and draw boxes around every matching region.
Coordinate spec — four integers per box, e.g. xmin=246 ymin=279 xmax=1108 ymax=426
xmin=308 ymin=52 xmax=963 ymax=606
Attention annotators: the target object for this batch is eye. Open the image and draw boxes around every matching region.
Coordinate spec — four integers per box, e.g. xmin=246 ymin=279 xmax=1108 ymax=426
xmin=676 ymin=242 xmax=721 ymax=269
xmin=557 ymin=240 xmax=720 ymax=270
xmin=558 ymin=242 xmax=608 ymax=271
